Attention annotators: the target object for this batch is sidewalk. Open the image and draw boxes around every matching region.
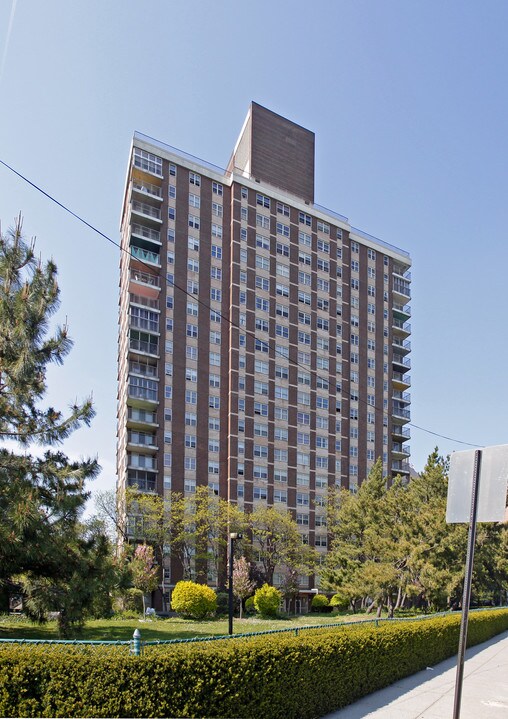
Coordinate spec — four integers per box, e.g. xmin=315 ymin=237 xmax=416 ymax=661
xmin=322 ymin=630 xmax=508 ymax=719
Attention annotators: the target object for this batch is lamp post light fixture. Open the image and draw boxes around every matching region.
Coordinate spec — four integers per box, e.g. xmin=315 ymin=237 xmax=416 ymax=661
xmin=228 ymin=532 xmax=242 ymax=635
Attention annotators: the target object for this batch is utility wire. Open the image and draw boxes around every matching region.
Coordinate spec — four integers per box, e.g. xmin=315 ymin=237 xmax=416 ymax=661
xmin=0 ymin=157 xmax=481 ymax=450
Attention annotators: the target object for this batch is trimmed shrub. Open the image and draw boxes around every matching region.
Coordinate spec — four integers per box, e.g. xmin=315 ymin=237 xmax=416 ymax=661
xmin=311 ymin=594 xmax=329 ymax=611
xmin=171 ymin=581 xmax=217 ymax=620
xmin=330 ymin=592 xmax=350 ymax=611
xmin=0 ymin=610 xmax=507 ymax=718
xmin=244 ymin=596 xmax=256 ymax=614
xmin=215 ymin=592 xmax=229 ymax=616
xmin=253 ymin=584 xmax=281 ymax=617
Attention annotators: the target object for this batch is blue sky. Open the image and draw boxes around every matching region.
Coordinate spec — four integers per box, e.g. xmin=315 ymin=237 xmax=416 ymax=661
xmin=1 ymin=1 xmax=507 ymax=502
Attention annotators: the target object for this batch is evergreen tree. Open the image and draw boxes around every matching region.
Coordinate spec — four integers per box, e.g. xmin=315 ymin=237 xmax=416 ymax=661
xmin=0 ymin=218 xmax=100 ymax=624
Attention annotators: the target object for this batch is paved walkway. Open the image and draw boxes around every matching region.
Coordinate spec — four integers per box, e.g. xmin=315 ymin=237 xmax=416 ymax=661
xmin=322 ymin=630 xmax=508 ymax=719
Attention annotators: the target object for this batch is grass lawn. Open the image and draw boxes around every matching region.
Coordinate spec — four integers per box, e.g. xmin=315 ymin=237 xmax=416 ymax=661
xmin=0 ymin=612 xmax=372 ymax=641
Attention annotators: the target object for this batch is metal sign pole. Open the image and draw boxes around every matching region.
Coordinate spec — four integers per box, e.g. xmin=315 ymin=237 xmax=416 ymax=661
xmin=452 ymin=448 xmax=482 ymax=719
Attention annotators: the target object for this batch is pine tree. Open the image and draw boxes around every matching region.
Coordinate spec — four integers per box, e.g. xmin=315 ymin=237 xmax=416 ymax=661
xmin=0 ymin=217 xmax=100 ymax=622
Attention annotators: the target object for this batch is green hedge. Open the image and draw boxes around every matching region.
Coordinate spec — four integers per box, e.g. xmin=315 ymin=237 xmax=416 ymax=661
xmin=0 ymin=609 xmax=507 ymax=718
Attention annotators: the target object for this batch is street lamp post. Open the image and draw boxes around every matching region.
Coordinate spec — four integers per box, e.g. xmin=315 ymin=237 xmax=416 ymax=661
xmin=228 ymin=532 xmax=242 ymax=635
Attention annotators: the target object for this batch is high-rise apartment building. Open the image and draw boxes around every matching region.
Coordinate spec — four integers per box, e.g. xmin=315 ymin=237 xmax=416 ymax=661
xmin=117 ymin=103 xmax=411 ymax=602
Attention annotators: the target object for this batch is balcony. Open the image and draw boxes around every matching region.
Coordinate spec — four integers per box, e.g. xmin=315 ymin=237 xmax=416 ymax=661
xmin=130 ymin=269 xmax=160 ymax=289
xmin=392 ymin=425 xmax=411 ymax=441
xmin=127 ymin=407 xmax=158 ymax=428
xmin=131 ymin=245 xmax=161 ymax=266
xmin=392 ymin=318 xmax=411 ymax=336
xmin=392 ymin=390 xmax=411 ymax=404
xmin=391 ymin=461 xmax=410 ymax=475
xmin=130 ymin=293 xmax=159 ymax=310
xmin=393 ymin=278 xmax=411 ymax=299
xmin=393 ymin=372 xmax=411 ymax=388
xmin=393 ymin=303 xmax=411 ymax=319
xmin=392 ymin=337 xmax=411 ymax=354
xmin=392 ymin=403 xmax=410 ymax=422
xmin=129 ymin=360 xmax=158 ymax=378
xmin=393 ymin=354 xmax=411 ymax=370
xmin=132 ymin=200 xmax=162 ymax=222
xmin=127 ymin=471 xmax=157 ymax=493
xmin=128 ymin=384 xmax=158 ymax=403
xmin=127 ymin=431 xmax=157 ymax=452
xmin=131 ymin=223 xmax=161 ymax=244
xmin=393 ymin=264 xmax=411 ymax=280
xmin=133 ymin=151 xmax=163 ymax=177
xmin=130 ymin=315 xmax=159 ymax=333
xmin=392 ymin=443 xmax=411 ymax=457
xmin=131 ymin=178 xmax=162 ymax=201
xmin=129 ymin=337 xmax=159 ymax=357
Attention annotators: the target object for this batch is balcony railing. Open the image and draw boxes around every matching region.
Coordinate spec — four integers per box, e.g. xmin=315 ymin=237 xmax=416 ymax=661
xmin=392 ymin=403 xmax=411 ymax=420
xmin=393 ymin=279 xmax=411 ymax=297
xmin=129 ymin=361 xmax=158 ymax=378
xmin=128 ymin=432 xmax=157 ymax=448
xmin=133 ymin=153 xmax=162 ymax=177
xmin=393 ymin=264 xmax=411 ymax=280
xmin=128 ymin=384 xmax=158 ymax=402
xmin=393 ymin=443 xmax=411 ymax=455
xmin=393 ymin=390 xmax=411 ymax=403
xmin=131 ymin=245 xmax=160 ymax=265
xmin=129 ymin=338 xmax=159 ymax=356
xmin=392 ymin=426 xmax=411 ymax=439
xmin=127 ymin=476 xmax=157 ymax=492
xmin=132 ymin=179 xmax=162 ymax=199
xmin=392 ymin=319 xmax=411 ymax=333
xmin=393 ymin=303 xmax=411 ymax=317
xmin=130 ymin=293 xmax=159 ymax=310
xmin=131 ymin=223 xmax=161 ymax=243
xmin=393 ymin=354 xmax=411 ymax=369
xmin=393 ymin=372 xmax=411 ymax=386
xmin=392 ymin=338 xmax=411 ymax=352
xmin=391 ymin=461 xmax=410 ymax=474
xmin=132 ymin=200 xmax=162 ymax=221
xmin=130 ymin=269 xmax=160 ymax=287
xmin=128 ymin=408 xmax=157 ymax=424
xmin=130 ymin=315 xmax=159 ymax=333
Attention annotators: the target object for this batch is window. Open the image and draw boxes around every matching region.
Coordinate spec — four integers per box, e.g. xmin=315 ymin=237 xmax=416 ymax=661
xmin=255 ymin=318 xmax=269 ymax=333
xmin=299 ymin=251 xmax=311 ymax=266
xmin=168 ymin=185 xmax=176 ymax=199
xmin=298 ymin=290 xmax=311 ymax=305
xmin=299 ymin=212 xmax=312 ymax=226
xmin=184 ymin=457 xmax=196 ymax=471
xmin=276 ymin=302 xmax=289 ymax=318
xmin=317 ymin=278 xmax=329 ymax=292
xmin=256 ymin=234 xmax=270 ymax=250
xmin=256 ymin=255 xmax=270 ymax=271
xmin=276 ymin=222 xmax=290 ymax=237
xmin=188 ymin=214 xmax=200 ymax=229
xmin=212 ymin=181 xmax=223 ymax=196
xmin=256 ymin=213 xmax=270 ymax=229
xmin=188 ymin=258 xmax=199 ymax=273
xmin=255 ymin=359 xmax=269 ymax=374
xmin=276 ymin=283 xmax=289 ymax=297
xmin=274 ymin=427 xmax=288 ymax=441
xmin=256 ymin=297 xmax=269 ymax=312
xmin=212 ymin=201 xmax=223 ymax=217
xmin=276 ymin=241 xmax=289 ymax=257
xmin=256 ymin=276 xmax=269 ymax=291
xmin=168 ymin=207 xmax=176 ymax=221
xmin=210 ymin=331 xmax=221 ymax=345
xmin=187 ymin=346 xmax=197 ymax=360
xmin=210 ymin=288 xmax=222 ymax=302
xmin=185 ymin=434 xmax=196 ymax=448
xmin=274 ymin=489 xmax=287 ymax=502
xmin=299 ymin=311 xmax=311 ymax=325
xmin=210 ymin=351 xmax=220 ymax=366
xmin=275 ymin=365 xmax=289 ymax=379
xmin=254 ymin=422 xmax=268 ymax=437
xmin=274 ymin=406 xmax=288 ymax=420
xmin=212 ymin=223 xmax=223 ymax=238
xmin=185 ymin=390 xmax=197 ymax=404
xmin=209 ymin=374 xmax=220 ymax=388
xmin=297 ymin=411 xmax=310 ymax=425
xmin=254 ymin=486 xmax=268 ymax=499
xmin=189 ymin=193 xmax=200 ymax=208
xmin=296 ymin=513 xmax=309 ymax=526
xmin=255 ymin=338 xmax=269 ymax=352
xmin=186 ymin=368 xmax=197 ymax=382
xmin=209 ymin=396 xmax=220 ymax=409
xmin=351 ymin=240 xmax=359 ymax=253
xmin=317 ymin=239 xmax=329 ymax=253
xmin=298 ymin=431 xmax=310 ymax=444
xmin=275 ymin=324 xmax=289 ymax=338
xmin=297 ymin=492 xmax=309 ymax=506
xmin=276 ymin=263 xmax=289 ymax=278
xmin=254 ymin=380 xmax=269 ymax=395
xmin=187 ymin=280 xmax=199 ymax=295
xmin=317 ymin=220 xmax=330 ymax=234
xmin=317 ymin=258 xmax=329 ymax=272
xmin=188 ymin=236 xmax=199 ymax=252
xmin=211 ymin=244 xmax=222 ymax=259
xmin=351 ymin=260 xmax=359 ymax=272
xmin=254 ymin=402 xmax=268 ymax=416
xmin=256 ymin=193 xmax=270 ymax=208
xmin=299 ymin=271 xmax=311 ymax=286
xmin=186 ymin=323 xmax=198 ymax=338
xmin=298 ymin=331 xmax=311 ymax=345
xmin=254 ymin=466 xmax=268 ymax=480
xmin=299 ymin=231 xmax=311 ymax=246
xmin=275 ymin=386 xmax=288 ymax=400
xmin=187 ymin=301 xmax=198 ymax=316
xmin=351 ymin=279 xmax=359 ymax=291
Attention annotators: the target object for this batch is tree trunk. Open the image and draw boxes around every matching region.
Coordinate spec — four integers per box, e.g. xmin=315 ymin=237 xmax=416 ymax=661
xmin=239 ymin=600 xmax=243 ymax=619
xmin=376 ymin=602 xmax=383 ymax=618
xmin=394 ymin=586 xmax=402 ymax=611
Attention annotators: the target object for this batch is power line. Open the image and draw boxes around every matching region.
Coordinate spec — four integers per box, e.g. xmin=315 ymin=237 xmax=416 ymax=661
xmin=0 ymin=157 xmax=481 ymax=450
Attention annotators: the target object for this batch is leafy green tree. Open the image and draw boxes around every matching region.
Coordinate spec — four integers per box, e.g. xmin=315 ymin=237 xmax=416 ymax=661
xmin=249 ymin=506 xmax=317 ymax=585
xmin=0 ymin=217 xmax=102 ymax=624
